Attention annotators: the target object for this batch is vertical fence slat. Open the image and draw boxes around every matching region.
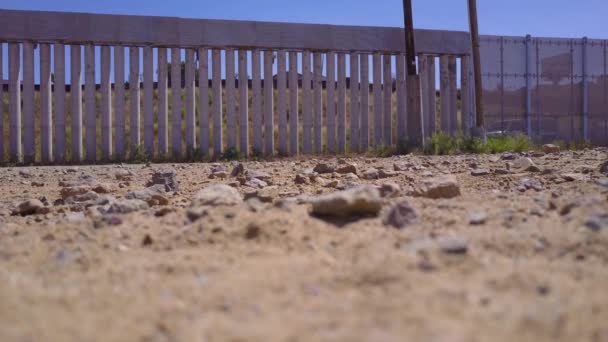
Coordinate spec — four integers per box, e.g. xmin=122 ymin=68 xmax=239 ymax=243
xmin=396 ymin=54 xmax=407 ymax=140
xmin=143 ymin=46 xmax=154 ymax=157
xmin=114 ymin=46 xmax=125 ymax=160
xmin=263 ymin=50 xmax=275 ymax=156
xmin=199 ymin=48 xmax=210 ymax=156
xmin=129 ymin=47 xmax=141 ymax=156
xmin=440 ymin=55 xmax=451 ymax=134
xmin=0 ymin=43 xmax=3 ymax=162
xmin=171 ymin=47 xmax=182 ymax=157
xmin=421 ymin=55 xmax=436 ymax=137
xmin=40 ymin=43 xmax=52 ymax=163
xmin=23 ymin=42 xmax=35 ymax=163
xmin=71 ymin=45 xmax=83 ymax=162
xmin=460 ymin=56 xmax=471 ymax=134
xmin=8 ymin=43 xmax=21 ymax=163
xmin=225 ymin=49 xmax=236 ymax=150
xmin=350 ymin=53 xmax=360 ymax=152
xmin=238 ymin=50 xmax=249 ymax=156
xmin=382 ymin=54 xmax=392 ymax=146
xmin=85 ymin=44 xmax=96 ymax=162
xmin=326 ymin=52 xmax=336 ymax=154
xmin=54 ymin=45 xmax=67 ymax=162
xmin=360 ymin=54 xmax=370 ymax=152
xmin=313 ymin=52 xmax=323 ymax=153
xmin=157 ymin=48 xmax=168 ymax=157
xmin=277 ymin=50 xmax=287 ymax=155
xmin=448 ymin=56 xmax=458 ymax=136
xmin=289 ymin=51 xmax=299 ymax=155
xmin=100 ymin=46 xmax=112 ymax=161
xmin=185 ymin=49 xmax=196 ymax=155
xmin=337 ymin=52 xmax=347 ymax=153
xmin=373 ymin=53 xmax=382 ymax=146
xmin=302 ymin=51 xmax=312 ymax=154
xmin=252 ymin=50 xmax=262 ymax=155
xmin=212 ymin=49 xmax=223 ymax=157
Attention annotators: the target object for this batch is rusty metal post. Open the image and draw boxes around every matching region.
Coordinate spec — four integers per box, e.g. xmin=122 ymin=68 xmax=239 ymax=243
xmin=468 ymin=0 xmax=485 ymax=138
xmin=403 ymin=0 xmax=423 ymax=147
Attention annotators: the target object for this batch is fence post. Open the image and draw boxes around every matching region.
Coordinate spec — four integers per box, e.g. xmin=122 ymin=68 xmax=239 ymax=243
xmin=460 ymin=55 xmax=471 ymax=135
xmin=582 ymin=37 xmax=589 ymax=142
xmin=525 ymin=35 xmax=533 ymax=138
xmin=40 ymin=43 xmax=53 ymax=163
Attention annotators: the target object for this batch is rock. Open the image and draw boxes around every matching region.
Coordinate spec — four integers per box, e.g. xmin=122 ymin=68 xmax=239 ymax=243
xmin=126 ymin=185 xmax=170 ymax=206
xmin=60 ymin=185 xmax=92 ymax=199
xmin=13 ymin=199 xmax=44 ymax=216
xmin=471 ymin=169 xmax=490 ymax=176
xmin=191 ymin=185 xmax=242 ymax=207
xmin=599 ymin=160 xmax=608 ymax=176
xmin=336 ymin=163 xmax=357 ymax=174
xmin=501 ymin=153 xmax=516 ymax=161
xmin=186 ymin=207 xmax=208 ymax=222
xmin=253 ymin=186 xmax=280 ymax=203
xmin=313 ymin=163 xmax=335 ymax=174
xmin=64 ymin=191 xmax=104 ymax=205
xmin=246 ymin=170 xmax=272 ymax=182
xmin=294 ymin=174 xmax=310 ymax=185
xmin=310 ymin=185 xmax=382 ymax=218
xmin=438 ymin=236 xmax=468 ymax=254
xmin=411 ymin=175 xmax=461 ymax=199
xmin=378 ymin=169 xmax=399 ymax=179
xmin=19 ymin=170 xmax=32 ymax=178
xmin=230 ymin=163 xmax=246 ymax=177
xmin=543 ymin=144 xmax=560 ymax=154
xmin=361 ymin=168 xmax=380 ymax=180
xmin=244 ymin=178 xmax=268 ymax=189
xmin=520 ymin=178 xmax=543 ymax=192
xmin=106 ymin=199 xmax=149 ymax=214
xmin=513 ymin=158 xmax=540 ymax=172
xmin=209 ymin=171 xmax=228 ymax=179
xmin=31 ymin=181 xmax=45 ymax=187
xmin=531 ymin=151 xmax=546 ymax=158
xmin=382 ymin=200 xmax=419 ymax=229
xmin=378 ymin=183 xmax=401 ymax=198
xmin=585 ymin=214 xmax=608 ymax=232
xmin=468 ymin=211 xmax=488 ymax=225
xmin=147 ymin=171 xmax=179 ymax=192
xmin=92 ymin=183 xmax=112 ymax=194
xmin=115 ymin=169 xmax=134 ymax=181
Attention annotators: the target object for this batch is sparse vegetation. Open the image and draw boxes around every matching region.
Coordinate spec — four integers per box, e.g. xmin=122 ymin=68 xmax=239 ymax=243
xmin=424 ymin=132 xmax=534 ymax=155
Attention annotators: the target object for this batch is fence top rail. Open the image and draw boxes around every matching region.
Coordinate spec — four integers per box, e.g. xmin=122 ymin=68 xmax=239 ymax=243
xmin=0 ymin=9 xmax=471 ymax=55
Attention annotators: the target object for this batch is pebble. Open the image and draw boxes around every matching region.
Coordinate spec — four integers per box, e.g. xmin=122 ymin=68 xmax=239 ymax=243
xmin=585 ymin=214 xmax=608 ymax=232
xmin=106 ymin=199 xmax=150 ymax=214
xmin=115 ymin=169 xmax=134 ymax=181
xmin=468 ymin=210 xmax=488 ymax=225
xmin=310 ymin=185 xmax=382 ymax=218
xmin=543 ymin=144 xmax=561 ymax=154
xmin=411 ymin=175 xmax=461 ymax=199
xmin=294 ymin=174 xmax=310 ymax=185
xmin=231 ymin=163 xmax=246 ymax=177
xmin=313 ymin=163 xmax=335 ymax=174
xmin=513 ymin=157 xmax=541 ymax=172
xmin=599 ymin=160 xmax=608 ymax=176
xmin=378 ymin=183 xmax=401 ymax=198
xmin=438 ymin=236 xmax=469 ymax=254
xmin=12 ymin=199 xmax=44 ymax=216
xmin=471 ymin=169 xmax=490 ymax=176
xmin=520 ymin=178 xmax=544 ymax=192
xmin=336 ymin=163 xmax=357 ymax=174
xmin=126 ymin=185 xmax=170 ymax=206
xmin=191 ymin=184 xmax=243 ymax=207
xmin=382 ymin=200 xmax=419 ymax=229
xmin=147 ymin=171 xmax=179 ymax=192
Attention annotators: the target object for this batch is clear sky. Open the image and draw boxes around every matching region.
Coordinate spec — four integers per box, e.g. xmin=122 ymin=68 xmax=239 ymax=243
xmin=1 ymin=0 xmax=607 ymax=39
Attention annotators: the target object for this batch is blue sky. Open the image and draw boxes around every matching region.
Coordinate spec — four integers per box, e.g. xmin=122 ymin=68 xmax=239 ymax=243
xmin=2 ymin=0 xmax=607 ymax=38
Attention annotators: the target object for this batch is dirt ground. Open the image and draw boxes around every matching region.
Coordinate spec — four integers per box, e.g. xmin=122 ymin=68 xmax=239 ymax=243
xmin=0 ymin=148 xmax=607 ymax=342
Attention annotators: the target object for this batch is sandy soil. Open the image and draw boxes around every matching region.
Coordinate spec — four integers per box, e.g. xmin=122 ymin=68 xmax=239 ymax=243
xmin=0 ymin=148 xmax=607 ymax=342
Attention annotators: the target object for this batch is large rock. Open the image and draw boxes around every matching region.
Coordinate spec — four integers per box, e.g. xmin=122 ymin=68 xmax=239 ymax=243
xmin=126 ymin=185 xmax=170 ymax=206
xmin=191 ymin=184 xmax=243 ymax=207
xmin=310 ymin=185 xmax=382 ymax=218
xmin=411 ymin=175 xmax=461 ymax=199
xmin=382 ymin=200 xmax=418 ymax=229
